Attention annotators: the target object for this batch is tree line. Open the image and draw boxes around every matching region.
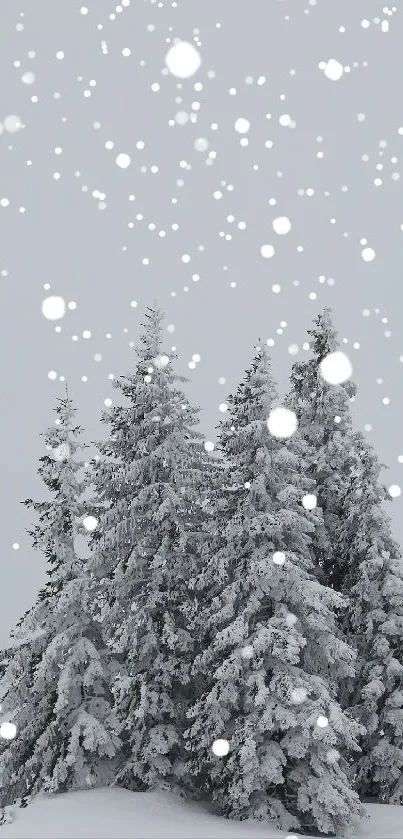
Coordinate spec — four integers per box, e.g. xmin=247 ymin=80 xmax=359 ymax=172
xmin=0 ymin=305 xmax=402 ymax=836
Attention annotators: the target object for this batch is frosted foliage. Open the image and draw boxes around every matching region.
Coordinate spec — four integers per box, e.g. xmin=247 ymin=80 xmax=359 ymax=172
xmin=165 ymin=41 xmax=201 ymax=78
xmin=0 ymin=397 xmax=119 ymax=809
xmin=290 ymin=687 xmax=308 ymax=704
xmin=185 ymin=344 xmax=363 ymax=836
xmin=53 ymin=442 xmax=71 ymax=461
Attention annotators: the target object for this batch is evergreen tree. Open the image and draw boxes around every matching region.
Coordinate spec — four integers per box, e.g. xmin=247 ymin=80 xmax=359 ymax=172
xmin=286 ymin=308 xmax=357 ymax=590
xmin=88 ymin=305 xmax=211 ymax=793
xmin=0 ymin=394 xmax=120 ymax=810
xmin=287 ymin=308 xmax=403 ymax=803
xmin=332 ymin=433 xmax=403 ymax=804
xmin=185 ymin=344 xmax=364 ymax=836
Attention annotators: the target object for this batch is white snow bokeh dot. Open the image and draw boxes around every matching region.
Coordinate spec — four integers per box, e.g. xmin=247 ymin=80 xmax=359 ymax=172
xmin=165 ymin=41 xmax=201 ymax=79
xmin=116 ymin=153 xmax=131 ymax=169
xmin=302 ymin=494 xmax=317 ymax=510
xmin=4 ymin=114 xmax=22 ymax=133
xmin=0 ymin=722 xmax=17 ymax=740
xmin=234 ymin=117 xmax=250 ymax=134
xmin=261 ymin=244 xmax=275 ymax=259
xmin=83 ymin=515 xmax=98 ymax=532
xmin=267 ymin=407 xmax=298 ymax=439
xmin=212 ymin=738 xmax=230 ymax=757
xmin=272 ymin=216 xmax=291 ymax=235
xmin=362 ymin=247 xmax=376 ymax=262
xmin=194 ymin=137 xmax=209 ymax=152
xmin=320 ymin=351 xmax=353 ymax=385
xmin=323 ymin=59 xmax=344 ymax=81
xmin=42 ymin=296 xmax=66 ymax=321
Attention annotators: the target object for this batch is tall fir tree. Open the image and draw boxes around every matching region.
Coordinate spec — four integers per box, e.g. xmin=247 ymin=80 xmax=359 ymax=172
xmin=286 ymin=308 xmax=357 ymax=590
xmin=0 ymin=394 xmax=120 ymax=811
xmin=287 ymin=308 xmax=403 ymax=803
xmin=329 ymin=433 xmax=403 ymax=803
xmin=88 ymin=305 xmax=212 ymax=793
xmin=185 ymin=344 xmax=364 ymax=836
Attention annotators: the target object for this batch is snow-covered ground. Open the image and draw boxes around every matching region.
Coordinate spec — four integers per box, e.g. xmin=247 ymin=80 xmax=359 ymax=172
xmin=0 ymin=788 xmax=401 ymax=839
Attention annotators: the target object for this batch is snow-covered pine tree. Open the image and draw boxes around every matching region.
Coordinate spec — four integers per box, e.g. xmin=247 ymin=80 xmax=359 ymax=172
xmin=0 ymin=393 xmax=120 ymax=811
xmin=331 ymin=432 xmax=403 ymax=804
xmin=286 ymin=308 xmax=357 ymax=590
xmin=87 ymin=305 xmax=211 ymax=794
xmin=185 ymin=344 xmax=364 ymax=836
xmin=287 ymin=308 xmax=403 ymax=803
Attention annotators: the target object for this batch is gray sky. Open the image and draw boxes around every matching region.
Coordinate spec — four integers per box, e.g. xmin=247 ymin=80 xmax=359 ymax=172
xmin=2 ymin=0 xmax=403 ymax=646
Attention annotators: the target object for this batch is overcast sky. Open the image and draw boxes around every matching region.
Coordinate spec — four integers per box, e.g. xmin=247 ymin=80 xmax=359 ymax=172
xmin=1 ymin=0 xmax=403 ymax=646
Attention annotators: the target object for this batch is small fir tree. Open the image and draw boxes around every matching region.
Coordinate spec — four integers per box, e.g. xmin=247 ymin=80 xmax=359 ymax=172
xmin=0 ymin=394 xmax=120 ymax=810
xmin=185 ymin=344 xmax=364 ymax=836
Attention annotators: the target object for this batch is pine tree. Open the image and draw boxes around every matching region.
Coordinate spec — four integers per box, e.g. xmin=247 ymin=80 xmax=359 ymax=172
xmin=286 ymin=308 xmax=357 ymax=590
xmin=0 ymin=393 xmax=120 ymax=810
xmin=332 ymin=433 xmax=403 ymax=803
xmin=287 ymin=308 xmax=403 ymax=803
xmin=88 ymin=305 xmax=211 ymax=794
xmin=185 ymin=344 xmax=364 ymax=836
